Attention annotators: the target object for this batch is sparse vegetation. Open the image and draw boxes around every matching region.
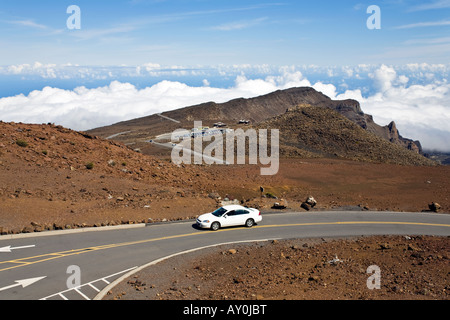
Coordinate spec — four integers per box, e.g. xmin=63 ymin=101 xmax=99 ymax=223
xmin=85 ymin=162 xmax=94 ymax=170
xmin=265 ymin=192 xmax=277 ymax=199
xmin=258 ymin=105 xmax=437 ymax=166
xmin=16 ymin=139 xmax=28 ymax=147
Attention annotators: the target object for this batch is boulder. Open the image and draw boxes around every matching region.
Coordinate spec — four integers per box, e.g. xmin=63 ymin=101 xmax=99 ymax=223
xmin=305 ymin=196 xmax=317 ymax=207
xmin=301 ymin=202 xmax=311 ymax=211
xmin=301 ymin=196 xmax=317 ymax=211
xmin=0 ymin=226 xmax=8 ymax=235
xmin=208 ymin=192 xmax=221 ymax=200
xmin=428 ymin=202 xmax=441 ymax=213
xmin=272 ymin=199 xmax=287 ymax=209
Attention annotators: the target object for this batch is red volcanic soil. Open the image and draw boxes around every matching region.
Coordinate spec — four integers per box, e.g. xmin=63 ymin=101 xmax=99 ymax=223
xmin=105 ymin=235 xmax=450 ymax=300
xmin=1 ymin=121 xmax=449 ymax=302
xmin=0 ymin=121 xmax=449 ymax=235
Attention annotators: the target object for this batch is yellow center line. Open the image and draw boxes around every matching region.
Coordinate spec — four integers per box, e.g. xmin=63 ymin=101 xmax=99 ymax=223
xmin=0 ymin=221 xmax=449 ymax=272
xmin=0 ymin=231 xmax=207 ymax=272
xmin=255 ymin=221 xmax=450 ymax=229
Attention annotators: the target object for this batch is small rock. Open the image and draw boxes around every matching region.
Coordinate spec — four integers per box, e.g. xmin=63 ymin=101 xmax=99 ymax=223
xmin=233 ymin=277 xmax=244 ymax=284
xmin=407 ymin=244 xmax=422 ymax=252
xmin=327 ymin=255 xmax=342 ymax=265
xmin=308 ymin=275 xmax=319 ymax=282
xmin=208 ymin=192 xmax=221 ymax=200
xmin=228 ymin=249 xmax=237 ymax=255
xmin=22 ymin=226 xmax=34 ymax=233
xmin=305 ymin=196 xmax=317 ymax=207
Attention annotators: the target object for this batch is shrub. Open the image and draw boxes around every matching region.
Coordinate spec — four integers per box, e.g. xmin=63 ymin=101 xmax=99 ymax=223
xmin=265 ymin=192 xmax=277 ymax=199
xmin=16 ymin=139 xmax=28 ymax=147
xmin=85 ymin=162 xmax=94 ymax=170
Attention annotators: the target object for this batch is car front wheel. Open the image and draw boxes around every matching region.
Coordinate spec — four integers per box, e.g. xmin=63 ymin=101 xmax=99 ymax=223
xmin=245 ymin=218 xmax=255 ymax=228
xmin=211 ymin=222 xmax=220 ymax=231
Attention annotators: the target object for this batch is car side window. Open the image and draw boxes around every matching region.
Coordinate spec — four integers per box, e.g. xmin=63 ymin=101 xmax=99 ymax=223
xmin=235 ymin=210 xmax=249 ymax=215
xmin=227 ymin=210 xmax=236 ymax=216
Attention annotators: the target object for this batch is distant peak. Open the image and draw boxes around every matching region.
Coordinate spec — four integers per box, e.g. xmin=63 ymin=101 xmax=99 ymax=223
xmin=388 ymin=121 xmax=397 ymax=131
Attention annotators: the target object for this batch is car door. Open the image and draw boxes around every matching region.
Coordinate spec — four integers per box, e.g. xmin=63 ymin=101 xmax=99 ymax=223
xmin=222 ymin=210 xmax=240 ymax=227
xmin=235 ymin=209 xmax=250 ymax=225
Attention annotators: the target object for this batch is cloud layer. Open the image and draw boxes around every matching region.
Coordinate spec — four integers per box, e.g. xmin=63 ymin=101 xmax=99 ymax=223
xmin=0 ymin=64 xmax=449 ymax=152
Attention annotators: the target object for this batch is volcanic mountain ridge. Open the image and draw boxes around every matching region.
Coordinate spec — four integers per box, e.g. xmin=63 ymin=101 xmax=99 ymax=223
xmin=87 ymin=87 xmax=424 ymax=155
xmin=256 ymin=104 xmax=435 ymax=166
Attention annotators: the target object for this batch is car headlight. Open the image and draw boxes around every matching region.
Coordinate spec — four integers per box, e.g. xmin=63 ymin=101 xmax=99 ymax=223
xmin=203 ymin=220 xmax=210 ymax=223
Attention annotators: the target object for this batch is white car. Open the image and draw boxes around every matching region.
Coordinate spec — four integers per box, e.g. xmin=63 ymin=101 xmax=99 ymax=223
xmin=196 ymin=205 xmax=262 ymax=231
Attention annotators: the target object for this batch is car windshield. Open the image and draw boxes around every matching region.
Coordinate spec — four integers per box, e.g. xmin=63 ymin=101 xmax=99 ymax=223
xmin=211 ymin=207 xmax=227 ymax=217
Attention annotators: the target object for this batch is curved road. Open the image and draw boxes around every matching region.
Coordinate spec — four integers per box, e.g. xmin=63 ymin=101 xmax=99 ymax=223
xmin=0 ymin=211 xmax=449 ymax=300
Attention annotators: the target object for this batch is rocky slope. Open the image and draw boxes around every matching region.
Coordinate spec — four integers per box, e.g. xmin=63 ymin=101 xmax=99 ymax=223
xmin=88 ymin=87 xmax=424 ymax=155
xmin=256 ymin=105 xmax=435 ymax=166
xmin=0 ymin=121 xmax=219 ymax=233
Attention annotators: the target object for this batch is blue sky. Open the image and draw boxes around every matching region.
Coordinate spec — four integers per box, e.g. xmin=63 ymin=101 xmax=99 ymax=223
xmin=0 ymin=1 xmax=449 ymax=151
xmin=0 ymin=0 xmax=449 ymax=66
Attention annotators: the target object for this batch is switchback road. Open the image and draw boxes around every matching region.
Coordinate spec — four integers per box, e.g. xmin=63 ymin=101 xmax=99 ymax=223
xmin=0 ymin=211 xmax=449 ymax=300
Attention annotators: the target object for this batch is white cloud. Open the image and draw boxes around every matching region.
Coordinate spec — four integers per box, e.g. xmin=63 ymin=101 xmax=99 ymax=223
xmin=395 ymin=20 xmax=450 ymax=29
xmin=211 ymin=17 xmax=268 ymax=31
xmin=7 ymin=19 xmax=48 ymax=30
xmin=4 ymin=62 xmax=58 ymax=78
xmin=343 ymin=65 xmax=450 ymax=151
xmin=369 ymin=64 xmax=402 ymax=92
xmin=0 ymin=71 xmax=312 ymax=131
xmin=410 ymin=0 xmax=450 ymax=11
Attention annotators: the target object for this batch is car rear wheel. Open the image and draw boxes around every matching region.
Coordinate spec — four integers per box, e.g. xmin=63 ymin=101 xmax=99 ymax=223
xmin=245 ymin=218 xmax=255 ymax=228
xmin=211 ymin=222 xmax=220 ymax=231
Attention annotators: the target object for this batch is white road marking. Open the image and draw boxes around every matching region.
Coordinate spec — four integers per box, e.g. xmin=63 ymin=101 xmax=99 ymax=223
xmin=40 ymin=266 xmax=137 ymax=300
xmin=0 ymin=245 xmax=36 ymax=253
xmin=0 ymin=276 xmax=46 ymax=292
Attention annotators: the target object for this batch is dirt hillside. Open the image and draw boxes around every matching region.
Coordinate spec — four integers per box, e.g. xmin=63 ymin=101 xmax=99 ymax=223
xmin=0 ymin=121 xmax=448 ymax=235
xmin=0 ymin=121 xmax=218 ymax=233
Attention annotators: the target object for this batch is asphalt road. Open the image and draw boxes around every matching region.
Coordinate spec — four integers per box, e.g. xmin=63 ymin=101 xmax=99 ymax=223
xmin=0 ymin=211 xmax=449 ymax=300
